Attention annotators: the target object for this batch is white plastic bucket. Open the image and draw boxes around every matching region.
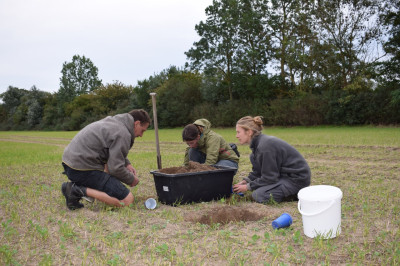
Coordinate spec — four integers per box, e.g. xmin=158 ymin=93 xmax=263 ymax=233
xmin=297 ymin=185 xmax=343 ymax=239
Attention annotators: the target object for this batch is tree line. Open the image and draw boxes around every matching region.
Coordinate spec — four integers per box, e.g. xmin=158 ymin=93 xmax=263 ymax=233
xmin=1 ymin=0 xmax=399 ymax=130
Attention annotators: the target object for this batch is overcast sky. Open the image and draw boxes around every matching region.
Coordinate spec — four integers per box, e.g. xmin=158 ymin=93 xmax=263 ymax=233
xmin=0 ymin=0 xmax=213 ymax=94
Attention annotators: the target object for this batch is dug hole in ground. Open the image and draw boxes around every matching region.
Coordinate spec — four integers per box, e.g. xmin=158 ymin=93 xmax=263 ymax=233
xmin=157 ymin=161 xmax=282 ymax=226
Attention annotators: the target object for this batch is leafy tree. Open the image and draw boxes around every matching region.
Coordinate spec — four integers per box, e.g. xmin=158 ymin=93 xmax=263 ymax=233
xmin=267 ymin=0 xmax=299 ymax=84
xmin=63 ymin=94 xmax=99 ymax=130
xmin=0 ymin=86 xmax=29 ymax=128
xmin=186 ymin=0 xmax=277 ymax=100
xmin=12 ymin=102 xmax=28 ymax=127
xmin=0 ymin=85 xmax=50 ymax=129
xmin=231 ymin=72 xmax=280 ymax=101
xmin=285 ymin=1 xmax=319 ymax=91
xmin=58 ymin=55 xmax=102 ymax=103
xmin=185 ymin=0 xmax=241 ymax=100
xmin=156 ymin=71 xmax=202 ymax=127
xmin=27 ymin=100 xmax=42 ymax=127
xmin=382 ymin=0 xmax=400 ymax=76
xmin=0 ymin=105 xmax=7 ymax=127
xmin=314 ymin=0 xmax=381 ymax=91
xmin=235 ymin=0 xmax=271 ymax=76
xmin=94 ymin=81 xmax=134 ymax=114
xmin=41 ymin=93 xmax=60 ymax=129
xmin=0 ymin=86 xmax=28 ymax=116
xmin=133 ymin=66 xmax=178 ymax=111
xmin=26 ymin=86 xmax=48 ymax=128
xmin=380 ymin=0 xmax=400 ymax=108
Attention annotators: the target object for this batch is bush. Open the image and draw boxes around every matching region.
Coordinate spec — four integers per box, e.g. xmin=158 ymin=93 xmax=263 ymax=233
xmin=190 ymin=99 xmax=269 ymax=127
xmin=267 ymin=93 xmax=326 ymax=126
xmin=322 ymin=90 xmax=388 ymax=125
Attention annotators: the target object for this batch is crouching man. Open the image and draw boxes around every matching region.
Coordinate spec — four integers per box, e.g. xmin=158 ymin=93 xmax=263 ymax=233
xmin=61 ymin=109 xmax=151 ymax=210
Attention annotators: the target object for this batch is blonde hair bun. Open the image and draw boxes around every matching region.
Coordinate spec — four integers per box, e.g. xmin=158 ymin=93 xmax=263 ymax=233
xmin=253 ymin=116 xmax=264 ymax=126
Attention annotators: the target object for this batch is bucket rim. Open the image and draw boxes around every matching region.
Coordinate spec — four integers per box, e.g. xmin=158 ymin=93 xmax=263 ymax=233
xmin=298 ymin=185 xmax=343 ymax=201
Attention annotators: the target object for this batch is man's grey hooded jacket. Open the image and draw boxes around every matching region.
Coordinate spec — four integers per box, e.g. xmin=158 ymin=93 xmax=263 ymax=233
xmin=62 ymin=113 xmax=136 ymax=185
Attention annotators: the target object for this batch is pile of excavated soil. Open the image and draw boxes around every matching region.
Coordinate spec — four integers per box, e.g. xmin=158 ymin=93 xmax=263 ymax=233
xmin=159 ymin=161 xmax=217 ymax=174
xmin=185 ymin=205 xmax=266 ymax=225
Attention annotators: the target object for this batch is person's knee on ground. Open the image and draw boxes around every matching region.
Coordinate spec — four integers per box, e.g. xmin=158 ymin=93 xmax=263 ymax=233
xmin=252 ymin=190 xmax=285 ymax=203
xmin=252 ymin=189 xmax=299 ymax=203
xmin=120 ymin=192 xmax=134 ymax=207
xmin=282 ymin=194 xmax=299 ymax=202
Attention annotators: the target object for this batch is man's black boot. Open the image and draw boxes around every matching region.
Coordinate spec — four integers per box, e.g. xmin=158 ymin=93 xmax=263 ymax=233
xmin=61 ymin=182 xmax=84 ymax=210
xmin=73 ymin=184 xmax=94 ymax=203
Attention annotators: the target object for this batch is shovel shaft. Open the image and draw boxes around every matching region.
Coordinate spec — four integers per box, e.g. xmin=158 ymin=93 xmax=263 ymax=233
xmin=150 ymin=93 xmax=162 ymax=169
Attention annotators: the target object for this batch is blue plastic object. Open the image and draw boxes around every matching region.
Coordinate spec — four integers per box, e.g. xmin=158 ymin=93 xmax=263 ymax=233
xmin=231 ymin=186 xmax=244 ymax=197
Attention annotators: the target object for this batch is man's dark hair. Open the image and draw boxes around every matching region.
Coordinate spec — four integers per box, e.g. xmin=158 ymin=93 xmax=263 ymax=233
xmin=182 ymin=124 xmax=200 ymax=141
xmin=129 ymin=109 xmax=151 ymax=125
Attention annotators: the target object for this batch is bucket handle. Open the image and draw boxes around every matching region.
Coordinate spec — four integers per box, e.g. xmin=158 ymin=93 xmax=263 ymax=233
xmin=298 ymin=200 xmax=336 ymax=217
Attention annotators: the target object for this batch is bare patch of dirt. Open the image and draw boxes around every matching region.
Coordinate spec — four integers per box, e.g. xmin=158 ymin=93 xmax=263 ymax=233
xmin=159 ymin=161 xmax=216 ymax=174
xmin=185 ymin=205 xmax=266 ymax=225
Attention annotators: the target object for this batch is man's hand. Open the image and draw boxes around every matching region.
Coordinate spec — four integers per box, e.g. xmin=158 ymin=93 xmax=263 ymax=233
xmin=130 ymin=175 xmax=139 ymax=187
xmin=126 ymin=164 xmax=137 ymax=176
xmin=127 ymin=164 xmax=139 ymax=187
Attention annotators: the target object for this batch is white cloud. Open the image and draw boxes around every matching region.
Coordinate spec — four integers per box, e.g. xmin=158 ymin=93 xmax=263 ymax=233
xmin=0 ymin=0 xmax=212 ymax=93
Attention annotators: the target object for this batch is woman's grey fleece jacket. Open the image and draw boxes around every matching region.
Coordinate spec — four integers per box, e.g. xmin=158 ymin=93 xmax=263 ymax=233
xmin=244 ymin=134 xmax=311 ymax=191
xmin=62 ymin=113 xmax=136 ymax=186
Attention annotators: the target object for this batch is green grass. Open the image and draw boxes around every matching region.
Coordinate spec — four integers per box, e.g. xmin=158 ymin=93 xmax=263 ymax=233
xmin=0 ymin=142 xmax=61 ymax=166
xmin=0 ymin=126 xmax=399 ymax=265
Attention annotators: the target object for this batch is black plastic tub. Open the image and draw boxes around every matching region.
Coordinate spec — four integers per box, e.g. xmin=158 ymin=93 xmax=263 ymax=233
xmin=150 ymin=166 xmax=236 ymax=206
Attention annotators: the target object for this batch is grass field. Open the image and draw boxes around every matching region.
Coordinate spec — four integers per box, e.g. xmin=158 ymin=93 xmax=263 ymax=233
xmin=0 ymin=126 xmax=399 ymax=265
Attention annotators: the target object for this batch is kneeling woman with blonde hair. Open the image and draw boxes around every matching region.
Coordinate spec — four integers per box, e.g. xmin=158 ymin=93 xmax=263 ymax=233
xmin=233 ymin=116 xmax=311 ymax=203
